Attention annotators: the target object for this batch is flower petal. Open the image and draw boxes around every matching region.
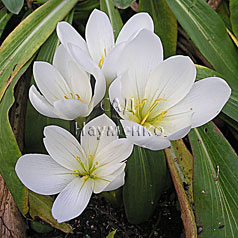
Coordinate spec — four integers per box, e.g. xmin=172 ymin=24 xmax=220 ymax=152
xmin=93 ymin=163 xmax=126 ymax=193
xmin=56 ymin=22 xmax=87 ymax=52
xmin=53 ymin=99 xmax=88 ymax=120
xmin=95 ymin=138 xmax=133 ymax=165
xmin=43 ymin=125 xmax=86 ymax=172
xmin=103 ymin=171 xmax=125 ymax=192
xmin=86 ymin=9 xmax=114 ymax=65
xmin=145 ymin=56 xmax=196 ymax=115
xmin=33 ymin=61 xmax=70 ymax=104
xmin=102 ymin=42 xmax=126 ymax=84
xmin=29 ymin=85 xmax=59 ymax=118
xmin=121 ymin=120 xmax=171 ymax=150
xmin=81 ymin=114 xmax=118 ymax=156
xmin=53 ymin=45 xmax=92 ymax=104
xmin=15 ymin=154 xmax=74 ymax=195
xmin=117 ymin=29 xmax=163 ymax=99
xmin=52 ymin=177 xmax=93 ymax=223
xmin=167 ymin=77 xmax=231 ymax=128
xmin=154 ymin=111 xmax=193 ymax=139
xmin=116 ymin=12 xmax=154 ymax=44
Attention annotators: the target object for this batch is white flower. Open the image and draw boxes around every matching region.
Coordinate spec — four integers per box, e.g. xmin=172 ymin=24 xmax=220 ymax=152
xmin=56 ymin=9 xmax=154 ymax=84
xmin=29 ymin=44 xmax=106 ymax=120
xmin=109 ymin=30 xmax=231 ymax=151
xmin=15 ymin=114 xmax=133 ymax=223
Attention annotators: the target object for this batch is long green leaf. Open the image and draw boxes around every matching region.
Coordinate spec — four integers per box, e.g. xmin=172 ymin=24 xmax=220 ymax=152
xmin=165 ymin=0 xmax=238 ymax=90
xmin=2 ymin=0 xmax=24 ymax=14
xmin=100 ymin=0 xmax=123 ymax=38
xmin=189 ymin=122 xmax=238 ymax=238
xmin=0 ymin=7 xmax=13 ymax=38
xmin=0 ymin=58 xmax=33 ymax=215
xmin=0 ymin=0 xmax=77 ymax=102
xmin=123 ymin=146 xmax=167 ymax=224
xmin=230 ymin=0 xmax=238 ymax=39
xmin=139 ymin=0 xmax=177 ymax=58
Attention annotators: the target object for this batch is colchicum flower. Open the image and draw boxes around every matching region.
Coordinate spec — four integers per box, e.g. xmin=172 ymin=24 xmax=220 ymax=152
xmin=15 ymin=114 xmax=133 ymax=222
xmin=29 ymin=44 xmax=105 ymax=120
xmin=109 ymin=30 xmax=231 ymax=151
xmin=57 ymin=9 xmax=154 ymax=84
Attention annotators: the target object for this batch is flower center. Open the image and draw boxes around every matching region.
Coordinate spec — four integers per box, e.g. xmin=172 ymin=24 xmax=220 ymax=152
xmin=134 ymin=97 xmax=168 ymax=126
xmin=64 ymin=93 xmax=84 ymax=103
xmin=73 ymin=154 xmax=99 ymax=179
xmin=98 ymin=48 xmax=107 ymax=69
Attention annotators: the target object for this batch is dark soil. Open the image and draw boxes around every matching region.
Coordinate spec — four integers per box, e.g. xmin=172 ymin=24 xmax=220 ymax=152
xmin=27 ymin=190 xmax=184 ymax=238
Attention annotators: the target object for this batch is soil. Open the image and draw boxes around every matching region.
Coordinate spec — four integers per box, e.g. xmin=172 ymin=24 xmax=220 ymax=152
xmin=27 ymin=189 xmax=184 ymax=238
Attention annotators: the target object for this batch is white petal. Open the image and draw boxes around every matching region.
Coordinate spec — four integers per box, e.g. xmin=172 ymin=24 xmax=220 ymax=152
xmin=102 ymin=42 xmax=126 ymax=85
xmin=109 ymin=75 xmax=122 ymax=109
xmin=117 ymin=29 xmax=163 ymax=99
xmin=53 ymin=45 xmax=92 ymax=104
xmin=54 ymin=99 xmax=88 ymax=120
xmin=155 ymin=111 xmax=193 ymax=139
xmin=168 ymin=77 xmax=231 ymax=128
xmin=56 ymin=22 xmax=87 ymax=52
xmin=94 ymin=163 xmax=126 ymax=193
xmin=116 ymin=12 xmax=154 ymax=44
xmin=145 ymin=56 xmax=196 ymax=114
xmin=29 ymin=85 xmax=59 ymax=118
xmin=121 ymin=120 xmax=171 ymax=150
xmin=33 ymin=61 xmax=70 ymax=104
xmin=103 ymin=171 xmax=125 ymax=192
xmin=86 ymin=9 xmax=114 ymax=64
xmin=67 ymin=44 xmax=106 ymax=106
xmin=43 ymin=125 xmax=86 ymax=171
xmin=95 ymin=138 xmax=133 ymax=165
xmin=52 ymin=177 xmax=93 ymax=223
xmin=81 ymin=114 xmax=118 ymax=156
xmin=15 ymin=154 xmax=74 ymax=195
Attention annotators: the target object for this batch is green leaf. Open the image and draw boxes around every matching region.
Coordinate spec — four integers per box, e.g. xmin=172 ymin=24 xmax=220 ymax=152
xmin=123 ymin=146 xmax=167 ymax=224
xmin=2 ymin=0 xmax=24 ymax=14
xmin=100 ymin=0 xmax=123 ymax=38
xmin=0 ymin=7 xmax=13 ymax=38
xmin=230 ymin=0 xmax=238 ymax=39
xmin=165 ymin=146 xmax=197 ymax=238
xmin=165 ymin=0 xmax=238 ymax=89
xmin=106 ymin=229 xmax=117 ymax=238
xmin=0 ymin=0 xmax=78 ymax=102
xmin=196 ymin=65 xmax=238 ymax=128
xmin=29 ymin=191 xmax=72 ymax=233
xmin=189 ymin=122 xmax=238 ymax=238
xmin=139 ymin=0 xmax=177 ymax=58
xmin=0 ymin=58 xmax=34 ymax=215
xmin=113 ymin=0 xmax=134 ymax=9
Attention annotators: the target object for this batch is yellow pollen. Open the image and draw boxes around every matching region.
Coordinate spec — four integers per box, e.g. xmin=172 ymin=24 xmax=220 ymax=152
xmin=135 ymin=103 xmax=143 ymax=109
xmin=98 ymin=56 xmax=104 ymax=68
xmin=95 ymin=161 xmax=98 ymax=165
xmin=64 ymin=96 xmax=69 ymax=99
xmin=155 ymin=98 xmax=167 ymax=102
xmin=73 ymin=170 xmax=80 ymax=173
xmin=104 ymin=48 xmax=107 ymax=56
xmin=141 ymin=98 xmax=149 ymax=103
xmin=70 ymin=93 xmax=74 ymax=98
xmin=75 ymin=156 xmax=81 ymax=161
xmin=64 ymin=93 xmax=85 ymax=102
xmin=88 ymin=154 xmax=93 ymax=159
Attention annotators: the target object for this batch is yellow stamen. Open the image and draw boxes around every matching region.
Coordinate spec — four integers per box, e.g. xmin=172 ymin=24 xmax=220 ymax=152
xmin=83 ymin=175 xmax=89 ymax=181
xmin=141 ymin=112 xmax=150 ymax=125
xmin=98 ymin=56 xmax=104 ymax=68
xmin=157 ymin=110 xmax=168 ymax=121
xmin=135 ymin=103 xmax=143 ymax=109
xmin=64 ymin=96 xmax=69 ymax=99
xmin=70 ymin=93 xmax=75 ymax=99
xmin=95 ymin=161 xmax=98 ymax=165
xmin=88 ymin=154 xmax=93 ymax=159
xmin=75 ymin=156 xmax=81 ymax=161
xmin=75 ymin=94 xmax=85 ymax=103
xmin=73 ymin=170 xmax=80 ymax=173
xmin=104 ymin=48 xmax=107 ymax=57
xmin=141 ymin=98 xmax=148 ymax=103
